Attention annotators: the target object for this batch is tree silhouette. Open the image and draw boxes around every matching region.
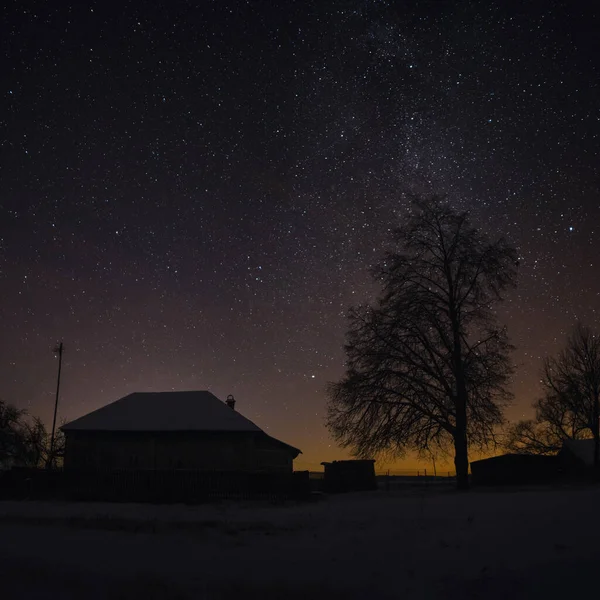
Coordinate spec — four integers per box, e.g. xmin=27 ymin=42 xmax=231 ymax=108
xmin=506 ymin=324 xmax=600 ymax=465
xmin=327 ymin=196 xmax=518 ymax=490
xmin=504 ymin=418 xmax=577 ymax=456
xmin=0 ymin=400 xmax=65 ymax=469
xmin=22 ymin=416 xmax=66 ymax=469
xmin=0 ymin=400 xmax=27 ymax=468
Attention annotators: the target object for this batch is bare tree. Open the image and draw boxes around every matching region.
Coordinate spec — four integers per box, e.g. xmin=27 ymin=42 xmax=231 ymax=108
xmin=326 ymin=196 xmax=518 ymax=490
xmin=22 ymin=416 xmax=66 ymax=469
xmin=0 ymin=400 xmax=65 ymax=469
xmin=504 ymin=418 xmax=576 ymax=456
xmin=0 ymin=400 xmax=28 ymax=469
xmin=506 ymin=324 xmax=600 ymax=465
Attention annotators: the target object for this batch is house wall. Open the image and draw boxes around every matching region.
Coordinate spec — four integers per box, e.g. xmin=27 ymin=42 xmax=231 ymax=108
xmin=470 ymin=454 xmax=560 ymax=485
xmin=64 ymin=431 xmax=294 ymax=473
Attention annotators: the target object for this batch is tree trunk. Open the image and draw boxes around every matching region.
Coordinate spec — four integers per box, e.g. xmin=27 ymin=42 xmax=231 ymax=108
xmin=593 ymin=394 xmax=599 ymax=477
xmin=454 ymin=391 xmax=469 ymax=490
xmin=449 ymin=298 xmax=470 ymax=491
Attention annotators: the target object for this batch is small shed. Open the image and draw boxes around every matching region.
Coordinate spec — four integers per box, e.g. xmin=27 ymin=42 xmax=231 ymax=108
xmin=470 ymin=453 xmax=560 ymax=486
xmin=321 ymin=459 xmax=376 ymax=493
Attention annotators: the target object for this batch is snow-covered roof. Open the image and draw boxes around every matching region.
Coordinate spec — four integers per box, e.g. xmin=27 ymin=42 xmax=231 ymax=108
xmin=562 ymin=439 xmax=596 ymax=466
xmin=61 ymin=391 xmax=263 ymax=433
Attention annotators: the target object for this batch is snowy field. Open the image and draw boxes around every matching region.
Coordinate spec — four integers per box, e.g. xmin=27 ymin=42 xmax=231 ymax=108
xmin=1 ymin=485 xmax=599 ymax=599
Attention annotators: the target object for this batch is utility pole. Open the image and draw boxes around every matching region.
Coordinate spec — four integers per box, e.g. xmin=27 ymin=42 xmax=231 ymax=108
xmin=48 ymin=342 xmax=64 ymax=469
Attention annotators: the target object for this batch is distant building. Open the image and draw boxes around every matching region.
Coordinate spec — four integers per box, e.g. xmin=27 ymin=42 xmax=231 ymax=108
xmin=321 ymin=459 xmax=377 ymax=492
xmin=470 ymin=453 xmax=560 ymax=486
xmin=61 ymin=391 xmax=301 ymax=474
xmin=558 ymin=439 xmax=597 ymax=471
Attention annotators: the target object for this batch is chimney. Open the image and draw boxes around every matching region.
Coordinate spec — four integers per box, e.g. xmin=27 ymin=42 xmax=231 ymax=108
xmin=226 ymin=394 xmax=236 ymax=410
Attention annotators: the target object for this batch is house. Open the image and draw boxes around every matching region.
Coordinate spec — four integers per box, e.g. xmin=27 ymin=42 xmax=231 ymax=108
xmin=61 ymin=391 xmax=301 ymax=474
xmin=470 ymin=453 xmax=560 ymax=486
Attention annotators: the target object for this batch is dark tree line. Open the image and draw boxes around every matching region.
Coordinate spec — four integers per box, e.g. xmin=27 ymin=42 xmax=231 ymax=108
xmin=327 ymin=197 xmax=518 ymax=490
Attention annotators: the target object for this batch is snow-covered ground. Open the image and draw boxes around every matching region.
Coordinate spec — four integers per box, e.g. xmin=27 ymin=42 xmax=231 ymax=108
xmin=1 ymin=485 xmax=599 ymax=599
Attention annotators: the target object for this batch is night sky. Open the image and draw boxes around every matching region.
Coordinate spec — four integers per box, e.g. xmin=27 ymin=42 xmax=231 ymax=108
xmin=2 ymin=1 xmax=599 ymax=471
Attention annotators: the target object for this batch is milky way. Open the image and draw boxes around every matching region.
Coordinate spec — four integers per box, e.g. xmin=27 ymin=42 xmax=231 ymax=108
xmin=1 ymin=1 xmax=598 ymax=469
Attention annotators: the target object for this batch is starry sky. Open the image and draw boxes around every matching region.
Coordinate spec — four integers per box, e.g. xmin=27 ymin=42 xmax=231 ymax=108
xmin=1 ymin=1 xmax=599 ymax=471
